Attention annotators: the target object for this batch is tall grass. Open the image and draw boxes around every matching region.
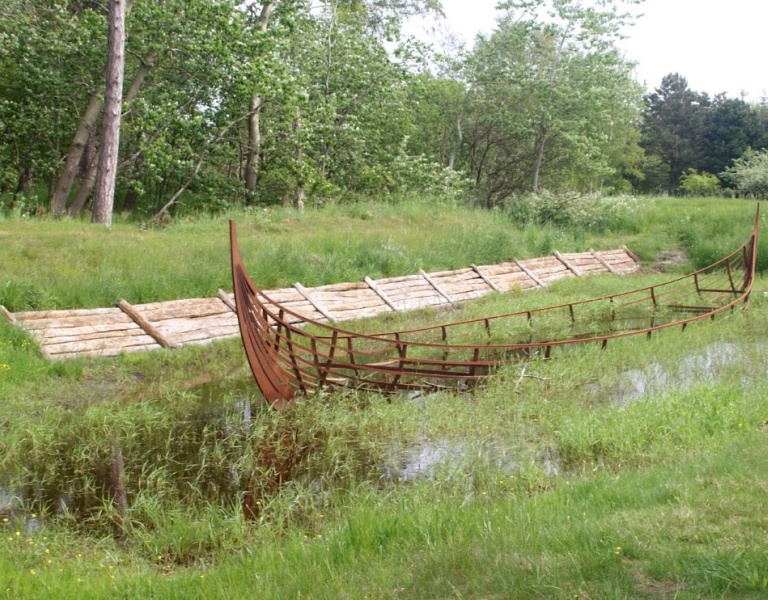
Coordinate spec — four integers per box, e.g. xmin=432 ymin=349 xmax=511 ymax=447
xmin=1 ymin=196 xmax=767 ymax=598
xmin=4 ymin=197 xmax=762 ymax=311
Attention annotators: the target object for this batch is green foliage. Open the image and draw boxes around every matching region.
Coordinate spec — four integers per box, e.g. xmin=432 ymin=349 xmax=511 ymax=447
xmin=507 ymin=191 xmax=639 ymax=233
xmin=678 ymin=169 xmax=720 ymax=197
xmin=461 ymin=0 xmax=644 ymax=206
xmin=721 ymin=148 xmax=768 ymax=198
xmin=639 ymin=75 xmax=768 ymax=195
xmin=640 ymin=74 xmax=710 ymax=193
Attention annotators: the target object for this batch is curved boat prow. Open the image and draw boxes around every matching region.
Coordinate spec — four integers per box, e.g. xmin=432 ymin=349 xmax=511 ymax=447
xmin=230 ymin=220 xmax=295 ymax=408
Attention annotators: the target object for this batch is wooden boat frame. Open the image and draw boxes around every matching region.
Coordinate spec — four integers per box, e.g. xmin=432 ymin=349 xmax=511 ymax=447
xmin=231 ymin=207 xmax=760 ymax=409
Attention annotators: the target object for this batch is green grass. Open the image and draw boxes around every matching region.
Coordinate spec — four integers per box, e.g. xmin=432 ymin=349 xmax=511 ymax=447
xmin=1 ymin=196 xmax=768 ymax=598
xmin=3 ymin=196 xmax=762 ymax=312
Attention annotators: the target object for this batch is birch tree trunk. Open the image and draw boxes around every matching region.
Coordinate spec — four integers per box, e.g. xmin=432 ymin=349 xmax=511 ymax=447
xmin=92 ymin=0 xmax=126 ymax=226
xmin=293 ymin=105 xmax=304 ymax=210
xmin=244 ymin=1 xmax=275 ymax=196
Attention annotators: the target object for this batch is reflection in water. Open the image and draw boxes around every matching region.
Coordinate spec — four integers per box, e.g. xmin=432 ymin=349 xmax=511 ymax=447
xmin=386 ymin=436 xmax=559 ymax=483
xmin=600 ymin=342 xmax=765 ymax=404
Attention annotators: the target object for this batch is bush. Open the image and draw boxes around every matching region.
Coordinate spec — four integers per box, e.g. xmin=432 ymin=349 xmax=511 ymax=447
xmin=679 ymin=169 xmax=720 ymax=197
xmin=721 ymin=149 xmax=768 ymax=198
xmin=506 ymin=191 xmax=639 ymax=233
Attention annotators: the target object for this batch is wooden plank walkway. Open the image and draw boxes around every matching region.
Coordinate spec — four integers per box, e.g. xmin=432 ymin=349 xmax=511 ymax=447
xmin=1 ymin=248 xmax=640 ymax=360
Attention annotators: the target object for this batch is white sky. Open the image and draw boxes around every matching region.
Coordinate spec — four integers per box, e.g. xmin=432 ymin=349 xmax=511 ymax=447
xmin=410 ymin=0 xmax=768 ymax=103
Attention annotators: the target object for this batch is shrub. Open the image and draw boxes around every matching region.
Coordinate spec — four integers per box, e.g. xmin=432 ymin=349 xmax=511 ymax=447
xmin=506 ymin=191 xmax=638 ymax=233
xmin=679 ymin=169 xmax=720 ymax=197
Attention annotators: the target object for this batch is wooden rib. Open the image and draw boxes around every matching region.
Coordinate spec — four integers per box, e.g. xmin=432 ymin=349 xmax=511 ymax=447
xmin=364 ymin=276 xmax=399 ymax=311
xmin=217 ymin=288 xmax=237 ymax=312
xmin=419 ymin=269 xmax=456 ymax=305
xmin=0 ymin=305 xmax=16 ymax=325
xmin=590 ymin=250 xmax=620 ymax=275
xmin=116 ymin=299 xmax=177 ymax=349
xmin=553 ymin=250 xmax=583 ymax=277
xmin=293 ymin=283 xmax=336 ymax=322
xmin=470 ymin=264 xmax=501 ymax=292
xmin=514 ymin=260 xmax=545 ymax=287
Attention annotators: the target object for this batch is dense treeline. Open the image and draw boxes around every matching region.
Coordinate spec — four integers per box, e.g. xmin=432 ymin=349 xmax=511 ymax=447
xmin=1 ymin=0 xmax=767 ymax=221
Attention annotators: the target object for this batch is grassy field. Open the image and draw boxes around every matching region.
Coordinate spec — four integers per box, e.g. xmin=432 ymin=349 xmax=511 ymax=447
xmin=1 ymin=197 xmax=767 ymax=598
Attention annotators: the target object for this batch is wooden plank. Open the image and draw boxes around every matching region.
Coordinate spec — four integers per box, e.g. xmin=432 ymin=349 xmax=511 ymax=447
xmin=50 ymin=343 xmax=160 ymax=360
xmin=16 ymin=311 xmax=131 ymax=330
xmin=514 ymin=260 xmax=545 ymax=287
xmin=45 ymin=328 xmax=156 ymax=345
xmin=553 ymin=250 xmax=584 ymax=277
xmin=293 ymin=283 xmax=336 ymax=322
xmin=140 ymin=304 xmax=233 ymax=322
xmin=471 ymin=265 xmax=502 ymax=292
xmin=130 ymin=297 xmax=224 ymax=311
xmin=419 ymin=269 xmax=456 ymax=305
xmin=117 ymin=299 xmax=177 ymax=349
xmin=14 ymin=307 xmax=117 ymax=320
xmin=36 ymin=321 xmax=144 ymax=340
xmin=364 ymin=276 xmax=399 ymax=312
xmin=45 ymin=335 xmax=161 ymax=355
xmin=217 ymin=289 xmax=237 ymax=312
xmin=0 ymin=305 xmax=16 ymax=325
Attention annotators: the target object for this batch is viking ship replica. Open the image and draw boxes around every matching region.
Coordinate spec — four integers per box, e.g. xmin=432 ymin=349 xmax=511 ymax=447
xmin=231 ymin=208 xmax=760 ymax=409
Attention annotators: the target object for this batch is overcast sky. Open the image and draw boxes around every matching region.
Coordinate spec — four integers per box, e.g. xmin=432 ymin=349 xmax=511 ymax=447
xmin=412 ymin=0 xmax=768 ymax=103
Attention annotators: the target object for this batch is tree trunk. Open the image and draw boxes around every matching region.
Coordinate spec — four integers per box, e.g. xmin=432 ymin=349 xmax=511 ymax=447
xmin=449 ymin=89 xmax=471 ymax=170
xmin=244 ymin=95 xmax=263 ymax=193
xmin=51 ymin=49 xmax=155 ymax=218
xmin=531 ymin=118 xmax=548 ymax=193
xmin=68 ymin=132 xmax=98 ymax=217
xmin=50 ymin=93 xmax=103 ymax=217
xmin=244 ymin=2 xmax=275 ymax=197
xmin=92 ymin=0 xmax=127 ymax=226
xmin=293 ymin=105 xmax=304 ymax=210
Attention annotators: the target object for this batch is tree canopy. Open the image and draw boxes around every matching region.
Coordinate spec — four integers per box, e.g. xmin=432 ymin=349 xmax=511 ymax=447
xmin=2 ymin=0 xmax=767 ymax=221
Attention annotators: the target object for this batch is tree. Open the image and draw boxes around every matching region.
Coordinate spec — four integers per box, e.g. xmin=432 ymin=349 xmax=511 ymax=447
xmin=698 ymin=96 xmax=762 ymax=181
xmin=721 ymin=149 xmax=768 ymax=198
xmin=640 ymin=73 xmax=709 ymax=193
xmin=0 ymin=1 xmax=107 ymax=207
xmin=92 ymin=0 xmax=127 ymax=226
xmin=460 ymin=0 xmax=644 ymax=206
xmin=243 ymin=1 xmax=277 ymax=197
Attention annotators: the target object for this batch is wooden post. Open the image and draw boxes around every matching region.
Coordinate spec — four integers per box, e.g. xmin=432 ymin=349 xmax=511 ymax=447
xmin=514 ymin=260 xmax=545 ymax=287
xmin=590 ymin=250 xmax=619 ymax=275
xmin=364 ymin=277 xmax=399 ymax=312
xmin=116 ymin=299 xmax=176 ymax=348
xmin=471 ymin=265 xmax=501 ymax=292
xmin=553 ymin=250 xmax=583 ymax=277
xmin=0 ymin=305 xmax=16 ymax=325
xmin=294 ymin=283 xmax=336 ymax=322
xmin=217 ymin=289 xmax=237 ymax=312
xmin=419 ymin=269 xmax=455 ymax=305
xmin=110 ymin=443 xmax=128 ymax=539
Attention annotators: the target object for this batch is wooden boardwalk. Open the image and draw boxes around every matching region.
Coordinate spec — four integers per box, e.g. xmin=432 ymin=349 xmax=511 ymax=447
xmin=1 ymin=247 xmax=640 ymax=360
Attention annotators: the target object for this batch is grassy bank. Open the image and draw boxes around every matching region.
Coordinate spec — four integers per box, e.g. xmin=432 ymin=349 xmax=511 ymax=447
xmin=2 ymin=196 xmax=765 ymax=312
xmin=1 ymin=197 xmax=767 ymax=598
